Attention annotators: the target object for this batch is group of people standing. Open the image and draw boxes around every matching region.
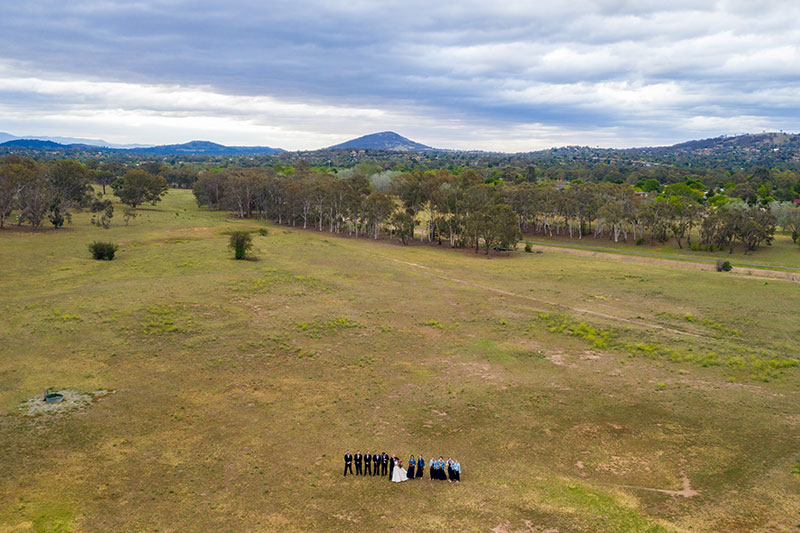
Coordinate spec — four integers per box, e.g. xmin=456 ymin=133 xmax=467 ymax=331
xmin=343 ymin=451 xmax=462 ymax=483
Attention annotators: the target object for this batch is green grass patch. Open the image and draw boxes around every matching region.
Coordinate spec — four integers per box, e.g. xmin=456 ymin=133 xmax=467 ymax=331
xmin=229 ymin=268 xmax=327 ymax=293
xmin=141 ymin=303 xmax=192 ymax=335
xmin=533 ymin=312 xmax=798 ymax=381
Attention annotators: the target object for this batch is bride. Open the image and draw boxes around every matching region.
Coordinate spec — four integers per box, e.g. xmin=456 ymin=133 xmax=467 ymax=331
xmin=391 ymin=457 xmax=409 ymax=482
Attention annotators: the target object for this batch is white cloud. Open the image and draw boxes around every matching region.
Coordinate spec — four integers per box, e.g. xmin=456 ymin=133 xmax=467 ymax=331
xmin=1 ymin=1 xmax=800 ymax=149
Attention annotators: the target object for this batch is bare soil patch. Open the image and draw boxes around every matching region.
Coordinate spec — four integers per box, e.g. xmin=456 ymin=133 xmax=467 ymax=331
xmin=604 ymin=472 xmax=699 ymax=498
xmin=18 ymin=389 xmax=111 ymax=416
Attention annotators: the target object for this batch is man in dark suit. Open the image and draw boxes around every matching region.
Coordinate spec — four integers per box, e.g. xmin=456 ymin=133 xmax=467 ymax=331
xmin=344 ymin=451 xmax=353 ymax=476
xmin=388 ymin=455 xmax=395 ymax=479
xmin=364 ymin=452 xmax=372 ymax=476
xmin=354 ymin=451 xmax=363 ymax=476
xmin=381 ymin=452 xmax=389 ymax=476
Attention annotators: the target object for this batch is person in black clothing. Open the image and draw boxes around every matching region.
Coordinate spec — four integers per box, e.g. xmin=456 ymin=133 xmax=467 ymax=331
xmin=355 ymin=451 xmax=363 ymax=475
xmin=364 ymin=452 xmax=372 ymax=476
xmin=388 ymin=455 xmax=395 ymax=480
xmin=344 ymin=451 xmax=353 ymax=476
xmin=381 ymin=452 xmax=389 ymax=476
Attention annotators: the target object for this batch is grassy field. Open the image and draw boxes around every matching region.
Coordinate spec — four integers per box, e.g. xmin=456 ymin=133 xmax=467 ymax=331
xmin=523 ymin=231 xmax=800 ymax=271
xmin=1 ymin=189 xmax=799 ymax=532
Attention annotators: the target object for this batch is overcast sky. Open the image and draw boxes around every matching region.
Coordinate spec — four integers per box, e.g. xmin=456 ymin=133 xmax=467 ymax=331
xmin=1 ymin=1 xmax=799 ymax=151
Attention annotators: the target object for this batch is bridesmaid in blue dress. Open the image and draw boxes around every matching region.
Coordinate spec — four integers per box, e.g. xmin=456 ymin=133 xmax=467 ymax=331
xmin=407 ymin=455 xmax=416 ymax=479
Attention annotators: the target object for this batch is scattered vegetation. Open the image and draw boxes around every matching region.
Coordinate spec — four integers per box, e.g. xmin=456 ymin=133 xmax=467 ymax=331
xmin=297 ymin=316 xmax=361 ymax=337
xmin=532 ymin=312 xmax=797 ymax=380
xmin=141 ymin=304 xmax=191 ymax=335
xmin=1 ymin=183 xmax=798 ymax=531
xmin=90 ymin=197 xmax=114 ymax=228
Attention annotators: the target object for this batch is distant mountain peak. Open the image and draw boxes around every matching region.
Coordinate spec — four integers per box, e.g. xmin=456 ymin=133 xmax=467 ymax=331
xmin=0 ymin=139 xmax=70 ymax=149
xmin=327 ymin=131 xmax=434 ymax=151
xmin=0 ymin=137 xmax=283 ymax=155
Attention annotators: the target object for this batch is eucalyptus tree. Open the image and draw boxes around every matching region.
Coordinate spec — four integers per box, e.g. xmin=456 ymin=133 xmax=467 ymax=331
xmin=393 ymin=169 xmax=427 ymax=240
xmin=224 ymin=168 xmax=263 ymax=218
xmin=772 ymin=202 xmax=800 ymax=242
xmin=193 ymin=171 xmax=226 ymax=210
xmin=0 ymin=155 xmax=36 ymax=228
xmin=362 ymin=192 xmax=395 ymax=239
xmin=113 ymin=170 xmax=168 ymax=208
xmin=17 ymin=165 xmax=52 ymax=228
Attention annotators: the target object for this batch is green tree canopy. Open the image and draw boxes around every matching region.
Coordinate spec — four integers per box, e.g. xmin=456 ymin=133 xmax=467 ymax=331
xmin=112 ymin=170 xmax=168 ymax=208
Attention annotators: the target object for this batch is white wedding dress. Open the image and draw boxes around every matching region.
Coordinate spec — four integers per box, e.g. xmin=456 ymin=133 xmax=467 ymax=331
xmin=391 ymin=463 xmax=409 ymax=482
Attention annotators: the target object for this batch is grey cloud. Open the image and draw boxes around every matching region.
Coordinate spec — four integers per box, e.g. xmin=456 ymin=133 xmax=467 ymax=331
xmin=1 ymin=0 xmax=799 ymax=149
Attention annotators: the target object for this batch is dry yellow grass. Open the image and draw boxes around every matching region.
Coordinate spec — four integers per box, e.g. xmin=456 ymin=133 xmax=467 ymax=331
xmin=1 ymin=189 xmax=798 ymax=531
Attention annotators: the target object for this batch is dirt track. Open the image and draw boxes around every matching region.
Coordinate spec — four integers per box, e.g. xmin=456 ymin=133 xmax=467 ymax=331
xmin=378 ymin=256 xmax=708 ymax=339
xmin=523 ymin=242 xmax=800 ymax=283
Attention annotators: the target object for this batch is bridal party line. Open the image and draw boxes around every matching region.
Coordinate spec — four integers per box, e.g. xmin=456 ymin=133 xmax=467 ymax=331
xmin=343 ymin=451 xmax=462 ymax=483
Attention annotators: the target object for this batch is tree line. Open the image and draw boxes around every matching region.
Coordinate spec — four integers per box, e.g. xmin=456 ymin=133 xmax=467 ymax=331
xmin=194 ymin=163 xmax=796 ymax=254
xmin=0 ymin=155 xmax=168 ymax=228
xmin=2 ymin=154 xmax=796 ymax=256
xmin=193 ymin=164 xmax=520 ymax=253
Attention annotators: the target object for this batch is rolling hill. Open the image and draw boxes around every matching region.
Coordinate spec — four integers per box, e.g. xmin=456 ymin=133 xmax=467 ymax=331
xmin=0 ymin=139 xmax=283 ymax=156
xmin=129 ymin=140 xmax=283 ymax=155
xmin=327 ymin=131 xmax=435 ymax=151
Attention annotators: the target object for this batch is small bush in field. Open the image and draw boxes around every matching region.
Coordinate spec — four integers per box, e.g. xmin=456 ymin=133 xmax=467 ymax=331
xmin=229 ymin=231 xmax=253 ymax=260
xmin=89 ymin=241 xmax=118 ymax=260
xmin=524 ymin=243 xmax=532 ymax=253
xmin=716 ymin=260 xmax=732 ymax=272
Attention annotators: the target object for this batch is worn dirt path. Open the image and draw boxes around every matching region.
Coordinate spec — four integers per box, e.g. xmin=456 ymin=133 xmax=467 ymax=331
xmin=523 ymin=241 xmax=799 ymax=282
xmin=377 ymin=255 xmax=706 ymax=339
xmin=602 ymin=472 xmax=700 ymax=498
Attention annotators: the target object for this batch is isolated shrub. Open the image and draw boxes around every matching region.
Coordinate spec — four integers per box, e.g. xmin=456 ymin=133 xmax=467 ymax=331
xmin=716 ymin=260 xmax=732 ymax=272
xmin=635 ymin=237 xmax=646 ymax=246
xmin=89 ymin=241 xmax=118 ymax=260
xmin=524 ymin=243 xmax=532 ymax=253
xmin=90 ymin=197 xmax=114 ymax=228
xmin=49 ymin=202 xmax=66 ymax=228
xmin=258 ymin=228 xmax=268 ymax=236
xmin=229 ymin=231 xmax=253 ymax=260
